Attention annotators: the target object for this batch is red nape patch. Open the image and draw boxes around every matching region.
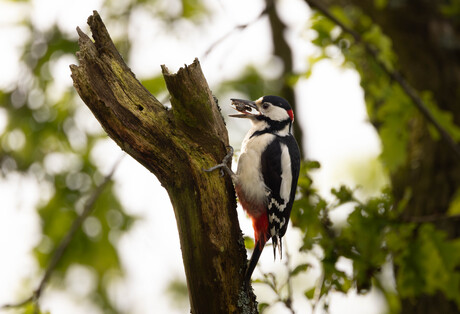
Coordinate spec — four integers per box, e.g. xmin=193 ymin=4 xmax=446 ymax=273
xmin=287 ymin=109 xmax=294 ymax=121
xmin=252 ymin=213 xmax=269 ymax=247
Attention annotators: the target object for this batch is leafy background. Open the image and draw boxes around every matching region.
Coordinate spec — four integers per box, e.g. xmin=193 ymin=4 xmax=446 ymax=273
xmin=1 ymin=0 xmax=459 ymax=313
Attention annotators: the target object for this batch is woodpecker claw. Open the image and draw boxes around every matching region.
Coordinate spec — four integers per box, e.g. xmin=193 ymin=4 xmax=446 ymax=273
xmin=203 ymin=164 xmax=226 ymax=177
xmin=203 ymin=146 xmax=235 ymax=177
xmin=222 ymin=146 xmax=234 ymax=163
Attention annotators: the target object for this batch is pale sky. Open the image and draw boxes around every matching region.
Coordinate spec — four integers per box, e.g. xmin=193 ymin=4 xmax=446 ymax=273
xmin=0 ymin=0 xmax=387 ymax=313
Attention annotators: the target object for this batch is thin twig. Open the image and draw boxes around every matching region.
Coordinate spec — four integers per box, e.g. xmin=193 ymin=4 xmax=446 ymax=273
xmin=1 ymin=296 xmax=34 ymax=310
xmin=402 ymin=213 xmax=460 ymax=224
xmin=283 ymin=242 xmax=296 ymax=314
xmin=1 ymin=155 xmax=125 ymax=311
xmin=312 ymin=269 xmax=324 ymax=312
xmin=202 ymin=1 xmax=273 ymax=58
xmin=305 ymin=0 xmax=460 ymax=160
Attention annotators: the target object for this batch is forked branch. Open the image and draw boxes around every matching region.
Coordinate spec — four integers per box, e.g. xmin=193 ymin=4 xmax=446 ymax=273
xmin=70 ymin=11 xmax=257 ymax=313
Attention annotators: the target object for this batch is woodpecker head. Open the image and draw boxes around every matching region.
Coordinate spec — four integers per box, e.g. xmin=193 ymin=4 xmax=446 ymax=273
xmin=229 ymin=96 xmax=294 ymax=125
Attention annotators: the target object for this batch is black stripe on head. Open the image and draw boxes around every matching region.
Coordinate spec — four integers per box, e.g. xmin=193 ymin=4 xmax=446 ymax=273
xmin=262 ymin=96 xmax=292 ymax=111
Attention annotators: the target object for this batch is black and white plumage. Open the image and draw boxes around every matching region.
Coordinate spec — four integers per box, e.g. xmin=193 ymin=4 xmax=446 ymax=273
xmin=204 ymin=95 xmax=300 ymax=284
xmin=262 ymin=134 xmax=300 ymax=258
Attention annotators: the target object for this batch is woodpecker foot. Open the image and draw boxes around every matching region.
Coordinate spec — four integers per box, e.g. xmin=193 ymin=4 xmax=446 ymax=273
xmin=203 ymin=146 xmax=234 ymax=177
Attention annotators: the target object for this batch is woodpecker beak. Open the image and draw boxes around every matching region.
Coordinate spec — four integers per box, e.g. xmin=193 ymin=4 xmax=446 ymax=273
xmin=229 ymin=99 xmax=259 ymax=118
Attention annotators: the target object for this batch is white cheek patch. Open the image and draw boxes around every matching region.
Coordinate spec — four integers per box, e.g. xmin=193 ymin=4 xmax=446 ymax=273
xmin=267 ymin=106 xmax=289 ymax=122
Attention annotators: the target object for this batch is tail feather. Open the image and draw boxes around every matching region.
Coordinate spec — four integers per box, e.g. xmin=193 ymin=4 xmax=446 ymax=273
xmin=279 ymin=237 xmax=282 ymax=259
xmin=272 ymin=235 xmax=283 ymax=260
xmin=244 ymin=240 xmax=266 ymax=284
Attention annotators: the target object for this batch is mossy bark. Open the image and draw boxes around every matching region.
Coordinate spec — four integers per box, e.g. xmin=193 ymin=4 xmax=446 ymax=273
xmin=70 ymin=11 xmax=257 ymax=314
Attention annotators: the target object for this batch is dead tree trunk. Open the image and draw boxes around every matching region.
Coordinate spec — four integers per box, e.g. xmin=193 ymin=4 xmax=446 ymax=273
xmin=70 ymin=11 xmax=257 ymax=314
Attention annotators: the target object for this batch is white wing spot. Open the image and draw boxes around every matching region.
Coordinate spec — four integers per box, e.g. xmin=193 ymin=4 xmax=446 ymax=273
xmin=269 ymin=213 xmax=281 ymax=224
xmin=279 ymin=218 xmax=286 ymax=229
xmin=268 ymin=198 xmax=287 ymax=212
xmin=280 ymin=143 xmax=292 ymax=206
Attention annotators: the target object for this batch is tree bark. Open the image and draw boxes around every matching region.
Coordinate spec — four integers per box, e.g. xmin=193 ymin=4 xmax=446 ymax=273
xmin=308 ymin=1 xmax=460 ymax=313
xmin=70 ymin=11 xmax=257 ymax=314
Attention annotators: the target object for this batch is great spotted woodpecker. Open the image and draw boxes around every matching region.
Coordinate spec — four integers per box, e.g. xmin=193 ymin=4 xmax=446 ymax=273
xmin=205 ymin=95 xmax=301 ymax=283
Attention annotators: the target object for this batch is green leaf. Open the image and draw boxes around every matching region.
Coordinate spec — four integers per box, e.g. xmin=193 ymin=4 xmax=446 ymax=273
xmin=217 ymin=65 xmax=283 ymax=101
xmin=244 ymin=236 xmax=255 ymax=250
xmin=181 ymin=0 xmax=208 ymax=19
xmin=395 ymin=224 xmax=460 ymax=305
xmin=421 ymin=91 xmax=460 ymax=142
xmin=374 ymin=0 xmax=388 ymax=9
xmin=304 ymin=287 xmax=316 ymax=299
xmin=165 ymin=276 xmax=189 ymax=308
xmin=331 ymin=185 xmax=354 ymax=204
xmin=305 ymin=160 xmax=321 ymax=170
xmin=310 ymin=12 xmax=338 ymax=49
xmin=362 ymin=25 xmax=396 ymax=71
xmin=141 ymin=75 xmax=166 ymax=96
xmin=379 ymin=124 xmax=407 ymax=171
xmin=290 ymin=263 xmax=311 ymax=277
xmin=439 ymin=1 xmax=460 ymax=17
xmin=448 ymin=188 xmax=460 ymax=215
xmin=258 ymin=302 xmax=270 ymax=313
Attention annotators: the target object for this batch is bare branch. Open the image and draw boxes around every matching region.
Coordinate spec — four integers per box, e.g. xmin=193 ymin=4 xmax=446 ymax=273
xmin=202 ymin=2 xmax=273 ymax=58
xmin=283 ymin=244 xmax=296 ymax=314
xmin=0 ymin=155 xmax=124 ymax=312
xmin=1 ymin=296 xmax=33 ymax=310
xmin=402 ymin=213 xmax=460 ymax=224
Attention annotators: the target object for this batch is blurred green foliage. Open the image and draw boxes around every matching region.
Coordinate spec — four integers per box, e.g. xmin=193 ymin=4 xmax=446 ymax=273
xmin=216 ymin=65 xmax=284 ymax=102
xmin=3 ymin=0 xmax=460 ymax=313
xmin=165 ymin=276 xmax=189 ymax=309
xmin=308 ymin=5 xmax=460 ymax=172
xmin=244 ymin=3 xmax=460 ymax=312
xmin=287 ymin=162 xmax=460 ymax=312
xmin=0 ymin=0 xmax=207 ymax=312
xmin=270 ymin=3 xmax=460 ymax=313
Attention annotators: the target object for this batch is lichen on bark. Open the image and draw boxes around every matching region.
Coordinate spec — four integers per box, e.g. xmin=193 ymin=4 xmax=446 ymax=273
xmin=70 ymin=10 xmax=257 ymax=314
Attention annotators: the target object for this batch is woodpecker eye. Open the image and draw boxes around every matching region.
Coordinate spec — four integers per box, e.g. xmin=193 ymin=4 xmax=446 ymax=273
xmin=262 ymin=103 xmax=270 ymax=110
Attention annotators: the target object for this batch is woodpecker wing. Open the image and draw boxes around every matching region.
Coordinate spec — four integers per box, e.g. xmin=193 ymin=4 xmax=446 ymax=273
xmin=261 ymin=139 xmax=284 ymax=236
xmin=260 ymin=135 xmax=300 ymax=257
xmin=278 ymin=136 xmax=300 ymax=237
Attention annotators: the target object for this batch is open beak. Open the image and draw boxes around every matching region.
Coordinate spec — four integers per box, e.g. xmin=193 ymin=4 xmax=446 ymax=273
xmin=229 ymin=99 xmax=259 ymax=118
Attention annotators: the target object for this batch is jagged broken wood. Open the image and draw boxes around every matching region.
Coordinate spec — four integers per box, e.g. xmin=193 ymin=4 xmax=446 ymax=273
xmin=70 ymin=11 xmax=258 ymax=314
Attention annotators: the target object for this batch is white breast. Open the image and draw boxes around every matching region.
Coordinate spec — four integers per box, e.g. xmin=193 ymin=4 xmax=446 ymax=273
xmin=236 ymin=129 xmax=275 ymax=205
